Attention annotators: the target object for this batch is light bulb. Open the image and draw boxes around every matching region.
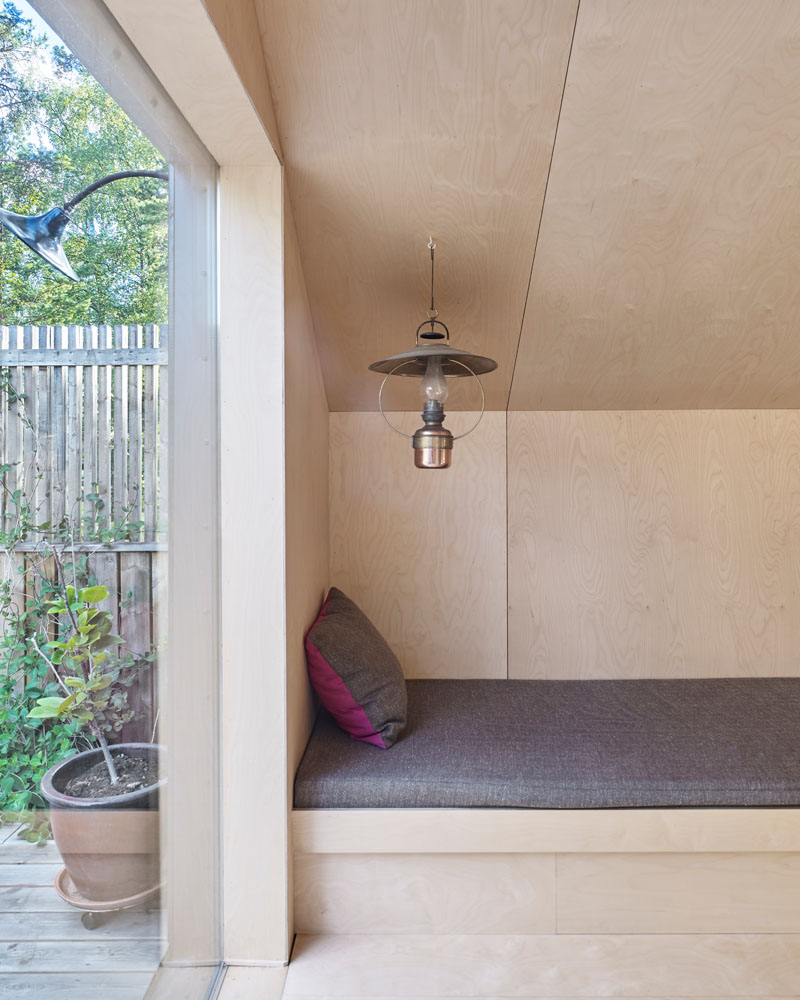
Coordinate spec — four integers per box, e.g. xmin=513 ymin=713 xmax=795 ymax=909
xmin=419 ymin=356 xmax=448 ymax=404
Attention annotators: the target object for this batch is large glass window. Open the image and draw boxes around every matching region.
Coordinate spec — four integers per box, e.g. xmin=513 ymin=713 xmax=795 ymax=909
xmin=0 ymin=3 xmax=220 ymax=996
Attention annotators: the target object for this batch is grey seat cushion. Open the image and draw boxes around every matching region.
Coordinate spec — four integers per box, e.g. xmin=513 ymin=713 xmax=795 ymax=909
xmin=294 ymin=677 xmax=800 ymax=808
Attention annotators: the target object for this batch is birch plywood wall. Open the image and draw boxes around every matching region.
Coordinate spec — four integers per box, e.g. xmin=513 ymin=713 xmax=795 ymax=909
xmin=256 ymin=0 xmax=800 ymax=682
xmin=285 ymin=194 xmax=329 ymax=775
xmin=257 ymin=0 xmax=800 ymax=414
xmin=257 ymin=0 xmax=578 ymax=411
xmin=508 ymin=1 xmax=800 ymax=411
xmin=329 ymin=412 xmax=506 ymax=679
xmin=508 ymin=411 xmax=800 ymax=679
xmin=330 ymin=411 xmax=800 ymax=680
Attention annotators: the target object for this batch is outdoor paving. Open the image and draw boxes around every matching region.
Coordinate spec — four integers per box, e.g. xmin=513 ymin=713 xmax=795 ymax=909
xmin=0 ymin=821 xmax=162 ymax=999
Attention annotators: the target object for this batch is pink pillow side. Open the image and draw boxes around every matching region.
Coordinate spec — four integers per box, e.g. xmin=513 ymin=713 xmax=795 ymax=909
xmin=304 ymin=595 xmax=387 ymax=747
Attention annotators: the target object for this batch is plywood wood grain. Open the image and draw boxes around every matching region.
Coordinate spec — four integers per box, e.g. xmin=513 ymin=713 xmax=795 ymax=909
xmin=220 ymin=163 xmax=289 ymax=963
xmin=330 ymin=412 xmax=507 ymax=679
xmin=219 ymin=966 xmax=288 ymax=1000
xmin=509 ymin=0 xmax=800 ymax=410
xmin=204 ymin=0 xmax=282 ymax=159
xmin=558 ymin=853 xmax=800 ymax=934
xmin=0 ymin=973 xmax=155 ymax=999
xmin=293 ymin=808 xmax=800 ymax=856
xmin=104 ymin=0 xmax=275 ymax=164
xmin=508 ymin=410 xmax=800 ymax=679
xmin=284 ymin=188 xmax=330 ymax=949
xmin=285 ymin=192 xmax=329 ymax=780
xmin=284 ymin=933 xmax=800 ymax=996
xmin=256 ymin=0 xmax=579 ymax=411
xmin=294 ymin=854 xmax=555 ymax=935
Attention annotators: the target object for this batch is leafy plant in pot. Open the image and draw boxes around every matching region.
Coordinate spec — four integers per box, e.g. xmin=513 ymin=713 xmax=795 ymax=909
xmin=29 ymin=582 xmax=163 ymax=905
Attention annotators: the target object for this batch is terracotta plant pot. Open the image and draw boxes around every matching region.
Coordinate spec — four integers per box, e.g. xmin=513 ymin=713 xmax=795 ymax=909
xmin=41 ymin=742 xmax=165 ymax=903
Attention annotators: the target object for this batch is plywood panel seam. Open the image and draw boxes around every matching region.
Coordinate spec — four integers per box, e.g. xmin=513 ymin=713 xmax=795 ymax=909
xmin=283 ymin=177 xmax=331 ymax=414
xmin=505 ymin=0 xmax=581 ymax=412
xmin=553 ymin=851 xmax=559 ymax=934
xmin=505 ymin=408 xmax=510 ymax=680
xmin=329 ymin=412 xmax=507 ymax=679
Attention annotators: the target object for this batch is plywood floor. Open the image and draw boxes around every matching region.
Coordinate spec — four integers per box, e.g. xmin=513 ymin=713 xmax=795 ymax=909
xmin=0 ymin=822 xmax=162 ymax=999
xmin=215 ymin=933 xmax=800 ymax=1000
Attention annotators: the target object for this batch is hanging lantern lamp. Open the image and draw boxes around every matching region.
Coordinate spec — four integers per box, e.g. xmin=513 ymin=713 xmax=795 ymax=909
xmin=368 ymin=241 xmax=497 ymax=469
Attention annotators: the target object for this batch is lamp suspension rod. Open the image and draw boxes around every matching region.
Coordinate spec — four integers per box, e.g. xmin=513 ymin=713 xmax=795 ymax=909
xmin=62 ymin=170 xmax=169 ymax=213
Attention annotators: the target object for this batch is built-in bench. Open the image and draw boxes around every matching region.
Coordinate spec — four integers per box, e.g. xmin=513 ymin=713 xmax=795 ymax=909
xmin=295 ymin=677 xmax=800 ymax=808
xmin=291 ymin=677 xmax=800 ymax=994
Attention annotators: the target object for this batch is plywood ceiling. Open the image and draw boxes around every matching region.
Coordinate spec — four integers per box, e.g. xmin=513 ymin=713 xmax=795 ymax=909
xmin=255 ymin=0 xmax=800 ymax=411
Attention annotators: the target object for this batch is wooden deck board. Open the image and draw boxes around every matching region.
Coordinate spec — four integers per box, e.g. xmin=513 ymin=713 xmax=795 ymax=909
xmin=0 ymin=939 xmax=163 ymax=973
xmin=0 ymin=863 xmax=63 ymax=887
xmin=0 ymin=887 xmax=88 ymax=913
xmin=0 ymin=911 xmax=161 ymax=941
xmin=0 ymin=972 xmax=155 ymax=998
xmin=0 ymin=841 xmax=64 ymax=863
xmin=0 ymin=826 xmax=161 ymax=995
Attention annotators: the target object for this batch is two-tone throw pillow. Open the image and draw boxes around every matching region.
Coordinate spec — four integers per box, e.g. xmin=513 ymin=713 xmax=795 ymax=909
xmin=305 ymin=588 xmax=407 ymax=748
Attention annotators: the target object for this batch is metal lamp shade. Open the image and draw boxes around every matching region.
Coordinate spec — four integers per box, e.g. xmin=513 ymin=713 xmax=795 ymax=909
xmin=0 ymin=206 xmax=78 ymax=281
xmin=368 ymin=342 xmax=498 ymax=377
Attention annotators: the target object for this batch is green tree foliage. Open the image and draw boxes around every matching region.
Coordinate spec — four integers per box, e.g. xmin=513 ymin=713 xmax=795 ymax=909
xmin=0 ymin=2 xmax=167 ymax=324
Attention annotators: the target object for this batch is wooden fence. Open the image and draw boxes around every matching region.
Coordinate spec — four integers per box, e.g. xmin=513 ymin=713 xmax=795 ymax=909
xmin=0 ymin=324 xmax=167 ymax=543
xmin=1 ymin=547 xmax=165 ymax=743
xmin=0 ymin=325 xmax=168 ymax=742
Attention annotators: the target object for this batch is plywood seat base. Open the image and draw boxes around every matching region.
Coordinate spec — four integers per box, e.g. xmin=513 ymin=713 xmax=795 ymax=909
xmin=292 ymin=808 xmax=800 ymax=994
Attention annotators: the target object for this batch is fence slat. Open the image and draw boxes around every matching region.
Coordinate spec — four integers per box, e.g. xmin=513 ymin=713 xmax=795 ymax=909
xmin=90 ymin=550 xmax=120 ymax=636
xmin=0 ymin=329 xmax=5 ymax=528
xmin=119 ymin=550 xmax=152 ymax=743
xmin=11 ymin=327 xmax=23 ymax=518
xmin=65 ymin=326 xmax=82 ymax=528
xmin=50 ymin=326 xmax=66 ymax=528
xmin=0 ymin=550 xmax=26 ymax=644
xmin=0 ymin=326 xmax=17 ymax=528
xmin=96 ymin=325 xmax=112 ymax=531
xmin=143 ymin=325 xmax=157 ymax=542
xmin=127 ymin=326 xmax=143 ymax=541
xmin=1 ymin=328 xmax=6 ymax=528
xmin=150 ymin=548 xmax=166 ymax=743
xmin=34 ymin=327 xmax=51 ymax=528
xmin=0 ymin=347 xmax=167 ymax=366
xmin=21 ymin=327 xmax=35 ymax=527
xmin=156 ymin=325 xmax=168 ymax=544
xmin=111 ymin=325 xmax=128 ymax=526
xmin=81 ymin=327 xmax=97 ymax=515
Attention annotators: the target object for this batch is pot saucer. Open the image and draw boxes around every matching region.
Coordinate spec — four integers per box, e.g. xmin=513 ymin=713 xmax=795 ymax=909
xmin=55 ymin=866 xmax=162 ymax=911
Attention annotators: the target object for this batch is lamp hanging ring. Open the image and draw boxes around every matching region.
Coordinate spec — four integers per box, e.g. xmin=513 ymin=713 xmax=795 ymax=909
xmin=377 ymin=362 xmax=417 ymax=439
xmin=416 ymin=319 xmax=450 ymax=344
xmin=377 ymin=358 xmax=486 ymax=441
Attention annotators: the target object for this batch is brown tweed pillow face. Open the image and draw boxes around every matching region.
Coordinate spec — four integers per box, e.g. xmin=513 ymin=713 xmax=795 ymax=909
xmin=305 ymin=588 xmax=407 ymax=748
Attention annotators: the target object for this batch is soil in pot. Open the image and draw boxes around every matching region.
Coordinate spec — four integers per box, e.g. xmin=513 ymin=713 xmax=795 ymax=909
xmin=62 ymin=751 xmax=159 ymax=798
